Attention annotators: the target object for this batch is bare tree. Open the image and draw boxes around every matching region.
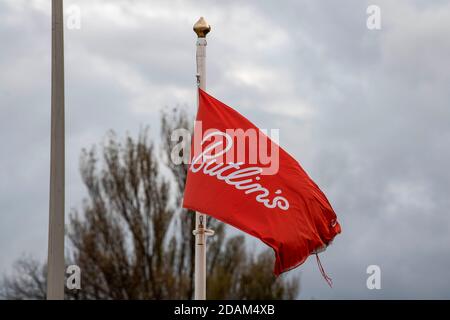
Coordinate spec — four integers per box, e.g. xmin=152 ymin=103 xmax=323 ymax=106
xmin=0 ymin=108 xmax=299 ymax=300
xmin=0 ymin=257 xmax=47 ymax=300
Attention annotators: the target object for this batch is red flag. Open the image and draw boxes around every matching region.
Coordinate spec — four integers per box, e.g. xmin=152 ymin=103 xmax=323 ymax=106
xmin=183 ymin=89 xmax=341 ymax=279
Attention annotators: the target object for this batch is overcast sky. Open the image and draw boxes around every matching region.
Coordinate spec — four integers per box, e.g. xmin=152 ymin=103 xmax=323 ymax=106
xmin=1 ymin=0 xmax=450 ymax=299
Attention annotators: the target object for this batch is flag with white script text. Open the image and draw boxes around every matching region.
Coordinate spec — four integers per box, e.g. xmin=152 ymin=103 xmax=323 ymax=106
xmin=183 ymin=89 xmax=341 ymax=277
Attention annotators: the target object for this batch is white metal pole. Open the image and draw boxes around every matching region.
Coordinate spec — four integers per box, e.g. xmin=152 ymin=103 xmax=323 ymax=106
xmin=47 ymin=0 xmax=65 ymax=300
xmin=193 ymin=17 xmax=214 ymax=301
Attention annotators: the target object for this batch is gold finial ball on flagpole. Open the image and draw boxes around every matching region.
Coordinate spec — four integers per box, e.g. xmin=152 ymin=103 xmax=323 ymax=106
xmin=193 ymin=17 xmax=211 ymax=38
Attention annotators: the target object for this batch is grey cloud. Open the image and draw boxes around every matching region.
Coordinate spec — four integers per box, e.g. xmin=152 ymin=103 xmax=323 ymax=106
xmin=1 ymin=0 xmax=450 ymax=299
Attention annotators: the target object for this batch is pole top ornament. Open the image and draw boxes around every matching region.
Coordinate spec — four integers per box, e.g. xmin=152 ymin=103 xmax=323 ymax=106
xmin=193 ymin=17 xmax=211 ymax=38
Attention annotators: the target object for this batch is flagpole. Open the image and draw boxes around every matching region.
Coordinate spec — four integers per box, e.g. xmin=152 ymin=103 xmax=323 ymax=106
xmin=47 ymin=0 xmax=65 ymax=300
xmin=193 ymin=17 xmax=214 ymax=300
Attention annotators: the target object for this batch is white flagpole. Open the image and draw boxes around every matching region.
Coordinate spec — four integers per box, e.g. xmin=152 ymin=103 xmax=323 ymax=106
xmin=193 ymin=17 xmax=214 ymax=300
xmin=47 ymin=0 xmax=65 ymax=300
